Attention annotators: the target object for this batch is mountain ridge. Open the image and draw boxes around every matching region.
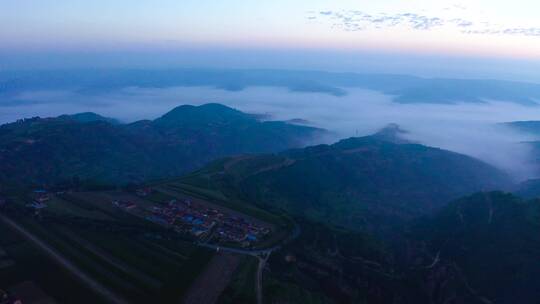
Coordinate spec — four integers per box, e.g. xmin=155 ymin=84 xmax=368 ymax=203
xmin=0 ymin=103 xmax=325 ymax=187
xmin=3 ymin=69 xmax=540 ymax=105
xmin=178 ymin=130 xmax=512 ymax=232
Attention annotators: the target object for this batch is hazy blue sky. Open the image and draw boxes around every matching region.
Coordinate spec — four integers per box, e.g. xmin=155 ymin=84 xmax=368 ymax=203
xmin=2 ymin=0 xmax=540 ymax=79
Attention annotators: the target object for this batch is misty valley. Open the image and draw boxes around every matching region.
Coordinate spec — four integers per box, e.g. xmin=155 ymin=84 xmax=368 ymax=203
xmin=1 ymin=87 xmax=540 ymax=303
xmin=3 ymin=1 xmax=540 ymax=302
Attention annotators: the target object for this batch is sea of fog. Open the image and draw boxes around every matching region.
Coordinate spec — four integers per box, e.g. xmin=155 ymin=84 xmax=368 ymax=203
xmin=2 ymin=86 xmax=540 ymax=181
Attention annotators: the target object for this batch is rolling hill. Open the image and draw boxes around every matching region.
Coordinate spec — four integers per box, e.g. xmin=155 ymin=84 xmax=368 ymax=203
xmin=177 ymin=128 xmax=512 ymax=232
xmin=0 ymin=103 xmax=325 ymax=187
xmin=58 ymin=112 xmax=120 ymax=124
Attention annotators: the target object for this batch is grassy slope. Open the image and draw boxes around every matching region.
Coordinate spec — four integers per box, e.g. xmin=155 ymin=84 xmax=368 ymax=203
xmin=0 ymin=220 xmax=106 ymax=304
xmin=411 ymin=192 xmax=540 ymax=304
xmin=176 ymin=136 xmax=511 ymax=233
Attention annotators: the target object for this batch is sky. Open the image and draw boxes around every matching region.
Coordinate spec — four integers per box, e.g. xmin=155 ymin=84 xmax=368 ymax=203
xmin=2 ymin=0 xmax=540 ymax=79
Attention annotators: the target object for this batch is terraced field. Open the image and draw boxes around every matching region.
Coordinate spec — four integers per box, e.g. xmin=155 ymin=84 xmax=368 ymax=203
xmin=0 ymin=217 xmax=105 ymax=304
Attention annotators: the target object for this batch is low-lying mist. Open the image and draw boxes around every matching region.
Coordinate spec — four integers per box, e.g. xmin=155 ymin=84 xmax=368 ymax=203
xmin=3 ymin=86 xmax=540 ymax=181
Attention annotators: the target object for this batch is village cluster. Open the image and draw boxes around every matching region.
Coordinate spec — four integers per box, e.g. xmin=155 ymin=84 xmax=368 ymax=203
xmin=25 ymin=190 xmax=51 ymax=211
xmin=15 ymin=188 xmax=271 ymax=248
xmin=113 ymin=190 xmax=271 ymax=247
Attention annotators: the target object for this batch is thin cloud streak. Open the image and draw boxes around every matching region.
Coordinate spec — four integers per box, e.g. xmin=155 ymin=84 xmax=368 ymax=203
xmin=309 ymin=10 xmax=540 ymax=37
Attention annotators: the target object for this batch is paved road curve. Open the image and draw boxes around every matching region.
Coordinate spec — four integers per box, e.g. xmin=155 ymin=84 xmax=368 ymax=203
xmin=195 ymin=224 xmax=301 ymax=304
xmin=196 ymin=224 xmax=301 ymax=257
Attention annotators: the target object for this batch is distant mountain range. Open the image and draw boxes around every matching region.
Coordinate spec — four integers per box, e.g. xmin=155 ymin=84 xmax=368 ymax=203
xmin=502 ymin=121 xmax=540 ymax=189
xmin=0 ymin=103 xmax=324 ymax=187
xmin=504 ymin=120 xmax=540 ymax=136
xmin=178 ymin=126 xmax=511 ymax=232
xmin=2 ymin=68 xmax=540 ymax=105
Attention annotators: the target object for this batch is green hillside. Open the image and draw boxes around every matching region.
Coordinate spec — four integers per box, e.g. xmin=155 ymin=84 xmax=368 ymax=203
xmin=58 ymin=112 xmax=120 ymax=124
xmin=178 ymin=132 xmax=511 ymax=232
xmin=0 ymin=103 xmax=324 ymax=187
xmin=411 ymin=192 xmax=540 ymax=304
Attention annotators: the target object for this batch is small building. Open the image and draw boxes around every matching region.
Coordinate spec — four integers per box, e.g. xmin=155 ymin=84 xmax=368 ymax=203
xmin=36 ymin=195 xmax=50 ymax=203
xmin=146 ymin=215 xmax=169 ymax=226
xmin=27 ymin=201 xmax=47 ymax=210
xmin=136 ymin=187 xmax=153 ymax=197
xmin=112 ymin=201 xmax=136 ymax=210
xmin=192 ymin=218 xmax=204 ymax=226
xmin=191 ymin=226 xmax=208 ymax=237
xmin=182 ymin=215 xmax=194 ymax=223
xmin=285 ymin=254 xmax=297 ymax=263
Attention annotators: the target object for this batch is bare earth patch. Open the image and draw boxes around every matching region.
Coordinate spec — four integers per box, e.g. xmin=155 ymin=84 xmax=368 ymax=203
xmin=182 ymin=252 xmax=242 ymax=304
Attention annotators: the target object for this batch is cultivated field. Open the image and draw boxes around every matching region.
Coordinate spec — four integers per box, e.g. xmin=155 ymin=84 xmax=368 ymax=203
xmin=1 ymin=192 xmax=214 ymax=304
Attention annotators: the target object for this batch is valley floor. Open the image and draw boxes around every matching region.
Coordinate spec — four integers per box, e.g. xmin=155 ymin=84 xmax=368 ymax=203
xmin=0 ymin=183 xmax=295 ymax=304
